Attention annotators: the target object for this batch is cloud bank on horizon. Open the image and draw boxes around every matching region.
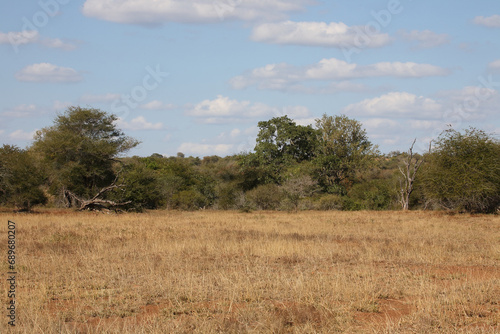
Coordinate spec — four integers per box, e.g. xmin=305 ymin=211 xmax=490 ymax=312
xmin=0 ymin=0 xmax=499 ymax=157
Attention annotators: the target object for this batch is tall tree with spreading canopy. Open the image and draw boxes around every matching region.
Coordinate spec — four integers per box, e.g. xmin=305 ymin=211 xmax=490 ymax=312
xmin=314 ymin=114 xmax=375 ymax=194
xmin=243 ymin=115 xmax=319 ymax=184
xmin=31 ymin=106 xmax=139 ymax=209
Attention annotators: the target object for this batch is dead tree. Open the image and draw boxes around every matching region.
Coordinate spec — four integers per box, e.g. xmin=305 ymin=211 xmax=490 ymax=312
xmin=398 ymin=139 xmax=428 ymax=210
xmin=63 ymin=176 xmax=131 ymax=211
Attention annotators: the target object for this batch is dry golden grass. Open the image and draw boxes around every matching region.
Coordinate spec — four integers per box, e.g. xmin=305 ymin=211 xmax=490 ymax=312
xmin=0 ymin=210 xmax=499 ymax=333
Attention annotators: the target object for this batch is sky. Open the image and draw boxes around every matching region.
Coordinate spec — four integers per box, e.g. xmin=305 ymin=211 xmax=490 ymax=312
xmin=1 ymin=0 xmax=499 ymax=157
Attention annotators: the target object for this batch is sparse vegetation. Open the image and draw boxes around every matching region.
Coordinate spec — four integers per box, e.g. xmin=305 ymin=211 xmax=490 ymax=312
xmin=2 ymin=107 xmax=499 ymax=214
xmin=0 ymin=210 xmax=498 ymax=333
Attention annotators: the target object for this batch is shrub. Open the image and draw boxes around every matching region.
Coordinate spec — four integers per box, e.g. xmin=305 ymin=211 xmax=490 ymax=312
xmin=316 ymin=194 xmax=343 ymax=210
xmin=0 ymin=145 xmax=47 ymax=211
xmin=172 ymin=190 xmax=208 ymax=210
xmin=246 ymin=184 xmax=284 ymax=210
xmin=420 ymin=128 xmax=500 ymax=213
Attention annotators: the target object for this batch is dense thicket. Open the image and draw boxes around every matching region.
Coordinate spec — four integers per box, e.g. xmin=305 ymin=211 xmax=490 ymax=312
xmin=1 ymin=107 xmax=498 ymax=213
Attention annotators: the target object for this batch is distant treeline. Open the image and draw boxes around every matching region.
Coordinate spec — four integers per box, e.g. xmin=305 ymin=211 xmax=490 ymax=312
xmin=1 ymin=107 xmax=499 ymax=213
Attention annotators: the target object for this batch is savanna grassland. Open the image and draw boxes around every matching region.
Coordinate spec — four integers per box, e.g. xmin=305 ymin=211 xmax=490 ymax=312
xmin=0 ymin=210 xmax=499 ymax=333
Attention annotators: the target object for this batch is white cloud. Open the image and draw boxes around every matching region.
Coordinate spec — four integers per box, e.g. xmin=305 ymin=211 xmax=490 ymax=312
xmin=399 ymin=29 xmax=449 ymax=48
xmin=251 ymin=20 xmax=390 ymax=48
xmin=342 ymin=92 xmax=442 ymax=118
xmin=15 ymin=63 xmax=83 ymax=83
xmin=0 ymin=30 xmax=77 ymax=50
xmin=489 ymin=59 xmax=500 ymax=70
xmin=177 ymin=143 xmax=234 ymax=156
xmin=408 ymin=120 xmax=443 ymax=130
xmin=230 ymin=128 xmax=241 ymax=137
xmin=39 ymin=38 xmax=77 ymax=51
xmin=473 ymin=15 xmax=500 ymax=28
xmin=362 ymin=118 xmax=400 ymax=130
xmin=9 ymin=129 xmax=36 ymax=141
xmin=80 ymin=93 xmax=121 ymax=103
xmin=82 ymin=0 xmax=313 ymax=25
xmin=186 ymin=95 xmax=311 ymax=123
xmin=53 ymin=100 xmax=72 ymax=111
xmin=140 ymin=100 xmax=176 ymax=110
xmin=115 ymin=116 xmax=164 ymax=130
xmin=0 ymin=30 xmax=38 ymax=46
xmin=2 ymin=104 xmax=38 ymax=118
xmin=231 ymin=58 xmax=450 ymax=91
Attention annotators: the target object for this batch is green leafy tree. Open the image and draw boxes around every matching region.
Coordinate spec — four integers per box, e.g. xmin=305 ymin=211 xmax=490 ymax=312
xmin=31 ymin=106 xmax=139 ymax=206
xmin=246 ymin=115 xmax=319 ymax=184
xmin=110 ymin=159 xmax=165 ymax=211
xmin=0 ymin=145 xmax=47 ymax=211
xmin=314 ymin=114 xmax=376 ymax=194
xmin=421 ymin=127 xmax=500 ymax=213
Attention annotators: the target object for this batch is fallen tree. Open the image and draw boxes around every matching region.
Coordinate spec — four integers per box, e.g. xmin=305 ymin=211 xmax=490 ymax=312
xmin=63 ymin=177 xmax=131 ymax=211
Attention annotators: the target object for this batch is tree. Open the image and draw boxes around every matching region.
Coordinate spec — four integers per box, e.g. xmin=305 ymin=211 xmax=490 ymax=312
xmin=255 ymin=116 xmax=319 ymax=163
xmin=249 ymin=115 xmax=319 ymax=184
xmin=421 ymin=127 xmax=500 ymax=213
xmin=398 ymin=139 xmax=426 ymax=210
xmin=314 ymin=114 xmax=375 ymax=194
xmin=281 ymin=175 xmax=319 ymax=211
xmin=31 ymin=106 xmax=139 ymax=208
xmin=0 ymin=145 xmax=47 ymax=211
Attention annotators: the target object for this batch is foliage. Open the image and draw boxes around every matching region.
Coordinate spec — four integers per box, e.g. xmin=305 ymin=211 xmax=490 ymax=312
xmin=347 ymin=179 xmax=396 ymax=210
xmin=111 ymin=160 xmax=165 ymax=211
xmin=171 ymin=190 xmax=208 ymax=210
xmin=249 ymin=115 xmax=319 ymax=184
xmin=281 ymin=175 xmax=320 ymax=210
xmin=3 ymin=108 xmax=496 ymax=214
xmin=31 ymin=106 xmax=139 ymax=200
xmin=314 ymin=114 xmax=376 ymax=194
xmin=420 ymin=128 xmax=500 ymax=213
xmin=246 ymin=184 xmax=284 ymax=210
xmin=316 ymin=194 xmax=343 ymax=210
xmin=0 ymin=145 xmax=47 ymax=211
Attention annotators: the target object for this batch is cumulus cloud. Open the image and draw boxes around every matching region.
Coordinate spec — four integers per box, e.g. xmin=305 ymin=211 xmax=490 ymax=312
xmin=177 ymin=143 xmax=234 ymax=156
xmin=9 ymin=129 xmax=36 ymax=141
xmin=39 ymin=37 xmax=77 ymax=51
xmin=473 ymin=15 xmax=500 ymax=28
xmin=115 ymin=116 xmax=164 ymax=130
xmin=53 ymin=100 xmax=72 ymax=111
xmin=231 ymin=58 xmax=450 ymax=91
xmin=0 ymin=30 xmax=77 ymax=50
xmin=140 ymin=100 xmax=176 ymax=110
xmin=342 ymin=92 xmax=442 ymax=118
xmin=489 ymin=59 xmax=500 ymax=70
xmin=15 ymin=63 xmax=83 ymax=83
xmin=82 ymin=0 xmax=313 ymax=25
xmin=342 ymin=86 xmax=500 ymax=150
xmin=251 ymin=20 xmax=390 ymax=48
xmin=186 ymin=95 xmax=311 ymax=123
xmin=2 ymin=104 xmax=38 ymax=118
xmin=0 ymin=30 xmax=38 ymax=46
xmin=399 ymin=29 xmax=450 ymax=48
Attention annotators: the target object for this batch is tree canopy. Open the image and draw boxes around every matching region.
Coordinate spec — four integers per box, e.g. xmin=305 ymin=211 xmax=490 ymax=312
xmin=420 ymin=127 xmax=500 ymax=213
xmin=31 ymin=106 xmax=139 ymax=199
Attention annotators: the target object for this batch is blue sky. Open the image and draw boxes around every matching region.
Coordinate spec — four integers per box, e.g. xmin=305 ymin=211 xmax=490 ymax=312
xmin=1 ymin=0 xmax=499 ymax=157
